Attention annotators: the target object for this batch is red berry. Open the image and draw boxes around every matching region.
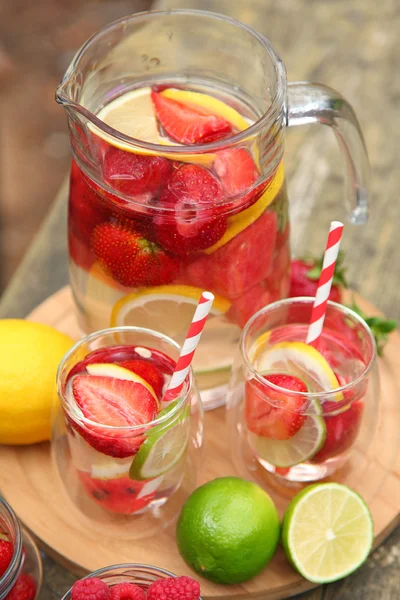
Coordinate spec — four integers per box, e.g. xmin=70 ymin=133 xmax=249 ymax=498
xmin=69 ymin=162 xmax=110 ymax=242
xmin=91 ymin=220 xmax=180 ymax=288
xmin=78 ymin=473 xmax=156 ymax=515
xmin=5 ymin=574 xmax=36 ymax=600
xmin=151 ymin=91 xmax=233 ymax=144
xmin=71 ymin=577 xmax=110 ymax=600
xmin=110 ymin=583 xmax=144 ymax=600
xmin=0 ymin=540 xmax=13 ymax=577
xmin=155 ymin=164 xmax=227 ymax=255
xmin=206 ymin=211 xmax=277 ymax=299
xmin=68 ymin=229 xmax=95 ymax=271
xmin=227 ymin=282 xmax=273 ymax=328
xmin=71 ymin=375 xmax=158 ymax=458
xmin=312 ymin=401 xmax=364 ymax=463
xmin=147 ymin=576 xmax=200 ymax=600
xmin=246 ymin=374 xmax=307 ymax=440
xmin=213 ymin=147 xmax=262 ymax=212
xmin=118 ymin=359 xmax=165 ymax=399
xmin=103 ymin=146 xmax=172 ymax=198
xmin=290 ymin=258 xmax=344 ymax=303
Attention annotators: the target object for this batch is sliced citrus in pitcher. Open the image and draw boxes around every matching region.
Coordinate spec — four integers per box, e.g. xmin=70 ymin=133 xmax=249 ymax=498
xmin=111 ymin=285 xmax=236 ymax=374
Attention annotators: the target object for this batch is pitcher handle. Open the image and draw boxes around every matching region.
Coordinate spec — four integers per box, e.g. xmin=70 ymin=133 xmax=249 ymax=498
xmin=287 ymin=82 xmax=370 ymax=225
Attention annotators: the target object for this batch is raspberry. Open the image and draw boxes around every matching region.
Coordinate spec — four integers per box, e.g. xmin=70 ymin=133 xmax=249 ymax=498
xmin=71 ymin=577 xmax=110 ymax=600
xmin=110 ymin=583 xmax=145 ymax=600
xmin=0 ymin=539 xmax=13 ymax=577
xmin=5 ymin=573 xmax=36 ymax=600
xmin=147 ymin=576 xmax=200 ymax=600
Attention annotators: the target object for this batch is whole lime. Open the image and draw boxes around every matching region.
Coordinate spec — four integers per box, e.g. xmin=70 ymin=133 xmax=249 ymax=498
xmin=176 ymin=477 xmax=280 ymax=584
xmin=0 ymin=319 xmax=74 ymax=444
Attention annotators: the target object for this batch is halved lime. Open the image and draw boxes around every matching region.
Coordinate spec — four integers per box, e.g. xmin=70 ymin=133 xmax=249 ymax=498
xmin=248 ymin=401 xmax=326 ymax=468
xmin=129 ymin=401 xmax=189 ymax=481
xmin=282 ymin=483 xmax=374 ymax=583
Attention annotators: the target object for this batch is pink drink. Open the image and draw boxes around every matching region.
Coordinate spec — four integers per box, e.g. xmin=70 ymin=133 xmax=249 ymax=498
xmin=59 ymin=341 xmax=194 ymax=516
xmin=227 ymin=298 xmax=378 ymax=483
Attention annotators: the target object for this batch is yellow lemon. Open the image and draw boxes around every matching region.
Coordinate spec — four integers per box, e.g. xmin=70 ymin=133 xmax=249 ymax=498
xmin=0 ymin=320 xmax=75 ymax=444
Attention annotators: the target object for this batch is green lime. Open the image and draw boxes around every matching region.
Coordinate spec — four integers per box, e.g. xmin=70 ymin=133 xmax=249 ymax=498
xmin=176 ymin=477 xmax=280 ymax=584
xmin=129 ymin=401 xmax=189 ymax=481
xmin=248 ymin=399 xmax=326 ymax=468
xmin=282 ymin=483 xmax=373 ymax=583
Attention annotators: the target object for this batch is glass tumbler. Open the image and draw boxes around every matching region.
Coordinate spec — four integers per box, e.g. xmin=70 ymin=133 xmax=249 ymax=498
xmin=52 ymin=327 xmax=204 ymax=539
xmin=0 ymin=498 xmax=42 ymax=600
xmin=61 ymin=564 xmax=202 ymax=600
xmin=227 ymin=298 xmax=379 ymax=487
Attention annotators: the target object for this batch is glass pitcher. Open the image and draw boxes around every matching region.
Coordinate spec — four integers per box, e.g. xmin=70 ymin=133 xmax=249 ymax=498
xmin=56 ymin=9 xmax=370 ymax=410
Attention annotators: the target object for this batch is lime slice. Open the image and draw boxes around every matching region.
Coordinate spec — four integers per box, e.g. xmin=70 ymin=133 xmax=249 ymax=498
xmin=253 ymin=341 xmax=343 ymax=401
xmin=282 ymin=483 xmax=374 ymax=583
xmin=129 ymin=401 xmax=189 ymax=481
xmin=248 ymin=400 xmax=326 ymax=467
xmin=111 ymin=285 xmax=238 ymax=375
xmin=86 ymin=362 xmax=158 ymax=403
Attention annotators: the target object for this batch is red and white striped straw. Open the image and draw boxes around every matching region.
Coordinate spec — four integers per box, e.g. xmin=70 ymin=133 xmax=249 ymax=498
xmin=306 ymin=221 xmax=344 ymax=346
xmin=162 ymin=291 xmax=214 ymax=404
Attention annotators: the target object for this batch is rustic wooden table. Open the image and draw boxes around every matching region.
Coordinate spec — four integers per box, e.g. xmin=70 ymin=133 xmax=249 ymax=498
xmin=0 ymin=0 xmax=399 ymax=598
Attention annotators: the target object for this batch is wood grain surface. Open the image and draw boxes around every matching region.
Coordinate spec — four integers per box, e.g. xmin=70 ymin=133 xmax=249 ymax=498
xmin=0 ymin=1 xmax=399 ymax=599
xmin=0 ymin=286 xmax=396 ymax=600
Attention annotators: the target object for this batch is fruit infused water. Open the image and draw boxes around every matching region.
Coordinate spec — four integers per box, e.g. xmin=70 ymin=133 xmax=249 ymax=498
xmin=68 ymin=84 xmax=289 ymax=405
xmin=54 ymin=328 xmax=203 ymax=521
xmin=227 ymin=298 xmax=378 ymax=483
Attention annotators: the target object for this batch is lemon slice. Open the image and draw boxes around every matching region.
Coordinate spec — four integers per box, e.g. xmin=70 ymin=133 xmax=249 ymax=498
xmin=110 ymin=285 xmax=238 ymax=375
xmin=160 ymin=88 xmax=250 ymax=131
xmin=86 ymin=363 xmax=158 ymax=403
xmin=252 ymin=341 xmax=343 ymax=401
xmin=90 ymin=87 xmax=214 ymax=165
xmin=204 ymin=163 xmax=285 ymax=254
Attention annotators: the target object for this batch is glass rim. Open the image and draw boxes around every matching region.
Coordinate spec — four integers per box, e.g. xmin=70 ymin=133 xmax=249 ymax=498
xmin=56 ymin=326 xmax=192 ymax=431
xmin=0 ymin=497 xmax=23 ymax=595
xmin=240 ymin=296 xmax=377 ymax=401
xmin=61 ymin=563 xmax=202 ymax=600
xmin=55 ymin=8 xmax=287 ymax=154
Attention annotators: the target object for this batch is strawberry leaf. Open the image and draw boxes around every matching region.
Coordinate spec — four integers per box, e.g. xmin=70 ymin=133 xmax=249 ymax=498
xmin=304 ymin=250 xmax=348 ymax=288
xmin=347 ymin=297 xmax=397 ymax=356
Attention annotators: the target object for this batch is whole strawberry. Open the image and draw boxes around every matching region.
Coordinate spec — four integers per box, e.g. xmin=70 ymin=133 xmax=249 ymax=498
xmin=0 ymin=539 xmax=13 ymax=577
xmin=5 ymin=573 xmax=36 ymax=600
xmin=91 ymin=220 xmax=179 ymax=287
xmin=290 ymin=251 xmax=348 ymax=303
xmin=147 ymin=576 xmax=200 ymax=600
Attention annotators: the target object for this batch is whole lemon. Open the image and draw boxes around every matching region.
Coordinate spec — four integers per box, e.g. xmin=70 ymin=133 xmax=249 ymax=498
xmin=177 ymin=477 xmax=280 ymax=584
xmin=0 ymin=320 xmax=75 ymax=444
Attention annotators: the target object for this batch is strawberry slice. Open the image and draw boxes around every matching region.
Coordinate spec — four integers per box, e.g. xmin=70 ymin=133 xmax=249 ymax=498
xmin=151 ymin=91 xmax=234 ymax=144
xmin=119 ymin=359 xmax=165 ymax=400
xmin=91 ymin=220 xmax=180 ymax=287
xmin=227 ymin=282 xmax=278 ymax=328
xmin=311 ymin=401 xmax=364 ymax=463
xmin=69 ymin=161 xmax=110 ymax=242
xmin=154 ymin=164 xmax=227 ymax=254
xmin=72 ymin=375 xmax=158 ymax=458
xmin=245 ymin=374 xmax=307 ymax=440
xmin=213 ymin=147 xmax=264 ymax=213
xmin=103 ymin=146 xmax=172 ymax=198
xmin=205 ymin=210 xmax=277 ymax=299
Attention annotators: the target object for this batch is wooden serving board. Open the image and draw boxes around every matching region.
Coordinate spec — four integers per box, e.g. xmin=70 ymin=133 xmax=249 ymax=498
xmin=0 ymin=286 xmax=399 ymax=600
